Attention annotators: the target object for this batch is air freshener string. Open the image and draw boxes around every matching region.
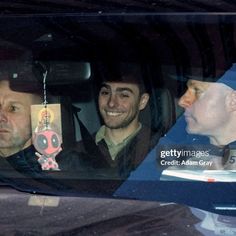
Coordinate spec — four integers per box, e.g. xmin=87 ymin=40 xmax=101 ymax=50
xmin=43 ymin=70 xmax=49 ymax=129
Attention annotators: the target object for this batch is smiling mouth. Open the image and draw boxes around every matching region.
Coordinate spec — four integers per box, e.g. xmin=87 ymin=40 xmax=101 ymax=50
xmin=106 ymin=111 xmax=123 ymax=116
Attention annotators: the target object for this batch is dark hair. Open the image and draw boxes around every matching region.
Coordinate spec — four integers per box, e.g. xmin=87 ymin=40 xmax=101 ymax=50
xmin=97 ymin=62 xmax=148 ymax=95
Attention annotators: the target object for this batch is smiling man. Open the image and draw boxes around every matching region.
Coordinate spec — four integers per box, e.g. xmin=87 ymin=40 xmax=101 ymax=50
xmin=59 ymin=63 xmax=154 ymax=179
xmin=92 ymin=63 xmax=152 ymax=177
xmin=97 ymin=79 xmax=149 ymax=160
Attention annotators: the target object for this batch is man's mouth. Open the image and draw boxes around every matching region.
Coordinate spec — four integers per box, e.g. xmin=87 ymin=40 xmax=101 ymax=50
xmin=0 ymin=129 xmax=9 ymax=133
xmin=105 ymin=111 xmax=123 ymax=117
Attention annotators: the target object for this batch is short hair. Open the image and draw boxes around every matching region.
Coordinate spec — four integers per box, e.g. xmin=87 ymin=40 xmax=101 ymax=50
xmin=97 ymin=62 xmax=148 ymax=95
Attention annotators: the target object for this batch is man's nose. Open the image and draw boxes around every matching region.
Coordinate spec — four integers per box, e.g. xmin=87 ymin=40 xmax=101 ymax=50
xmin=0 ymin=110 xmax=8 ymax=122
xmin=178 ymin=90 xmax=196 ymax=108
xmin=108 ymin=94 xmax=118 ymax=108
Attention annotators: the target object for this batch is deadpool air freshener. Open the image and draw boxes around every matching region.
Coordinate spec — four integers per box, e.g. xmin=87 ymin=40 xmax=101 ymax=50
xmin=31 ymin=104 xmax=62 ymax=171
xmin=31 ymin=66 xmax=62 ymax=171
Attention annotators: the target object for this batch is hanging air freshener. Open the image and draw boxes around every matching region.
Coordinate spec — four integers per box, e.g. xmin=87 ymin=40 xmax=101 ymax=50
xmin=31 ymin=67 xmax=62 ymax=171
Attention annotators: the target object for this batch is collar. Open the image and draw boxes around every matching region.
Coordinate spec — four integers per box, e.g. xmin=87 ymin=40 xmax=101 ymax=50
xmin=95 ymin=123 xmax=142 ymax=146
xmin=2 ymin=145 xmax=42 ymax=172
xmin=228 ymin=141 xmax=236 ymax=149
xmin=4 ymin=145 xmax=35 ymax=160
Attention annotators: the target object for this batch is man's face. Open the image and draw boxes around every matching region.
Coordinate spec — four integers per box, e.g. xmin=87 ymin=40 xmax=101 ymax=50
xmin=0 ymin=80 xmax=39 ymax=156
xmin=98 ymin=82 xmax=148 ymax=130
xmin=178 ymin=79 xmax=231 ymax=137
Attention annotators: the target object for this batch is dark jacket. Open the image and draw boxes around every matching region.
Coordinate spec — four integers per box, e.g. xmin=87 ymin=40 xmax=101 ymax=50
xmin=57 ymin=125 xmax=159 ymax=180
xmin=0 ymin=145 xmax=42 ymax=173
xmin=0 ymin=146 xmax=71 ymax=193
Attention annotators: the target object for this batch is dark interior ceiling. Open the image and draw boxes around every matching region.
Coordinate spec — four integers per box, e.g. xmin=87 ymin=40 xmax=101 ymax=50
xmin=0 ymin=0 xmax=235 ymax=87
xmin=1 ymin=1 xmax=236 ymax=15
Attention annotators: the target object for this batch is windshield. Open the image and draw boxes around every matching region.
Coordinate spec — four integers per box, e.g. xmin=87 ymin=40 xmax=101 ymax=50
xmin=0 ymin=12 xmax=236 ymax=217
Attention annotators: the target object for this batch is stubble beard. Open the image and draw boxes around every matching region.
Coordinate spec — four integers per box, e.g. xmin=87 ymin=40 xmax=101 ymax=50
xmin=103 ymin=110 xmax=139 ymax=130
xmin=0 ymin=129 xmax=32 ymax=156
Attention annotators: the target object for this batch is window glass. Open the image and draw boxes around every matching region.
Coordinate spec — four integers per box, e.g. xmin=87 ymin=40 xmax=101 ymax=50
xmin=0 ymin=14 xmax=236 ymax=215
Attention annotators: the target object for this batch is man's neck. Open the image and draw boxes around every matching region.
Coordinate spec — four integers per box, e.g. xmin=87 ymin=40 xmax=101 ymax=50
xmin=208 ymin=120 xmax=236 ymax=146
xmin=0 ymin=147 xmax=22 ymax=158
xmin=210 ymin=134 xmax=236 ymax=146
xmin=0 ymin=140 xmax=32 ymax=158
xmin=104 ymin=122 xmax=141 ymax=145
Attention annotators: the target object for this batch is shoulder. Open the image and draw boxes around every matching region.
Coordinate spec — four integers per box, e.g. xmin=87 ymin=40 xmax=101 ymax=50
xmin=136 ymin=125 xmax=162 ymax=149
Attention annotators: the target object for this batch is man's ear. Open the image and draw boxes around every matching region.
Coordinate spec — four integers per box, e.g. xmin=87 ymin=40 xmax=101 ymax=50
xmin=226 ymin=90 xmax=236 ymax=112
xmin=139 ymin=93 xmax=150 ymax=110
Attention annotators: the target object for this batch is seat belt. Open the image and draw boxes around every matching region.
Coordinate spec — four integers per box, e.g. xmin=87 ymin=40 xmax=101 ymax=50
xmin=72 ymin=105 xmax=109 ymax=168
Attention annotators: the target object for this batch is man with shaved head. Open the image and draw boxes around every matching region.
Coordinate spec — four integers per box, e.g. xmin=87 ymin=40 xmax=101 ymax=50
xmin=177 ymin=65 xmax=236 ymax=170
xmin=0 ymin=79 xmax=42 ymax=158
xmin=115 ymin=64 xmax=236 ymax=192
xmin=0 ymin=58 xmax=44 ymax=173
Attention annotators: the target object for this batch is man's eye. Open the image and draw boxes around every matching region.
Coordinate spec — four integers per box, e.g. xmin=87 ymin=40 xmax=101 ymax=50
xmin=194 ymin=88 xmax=204 ymax=95
xmin=8 ymin=105 xmax=19 ymax=112
xmin=100 ymin=89 xmax=110 ymax=96
xmin=120 ymin=93 xmax=130 ymax=98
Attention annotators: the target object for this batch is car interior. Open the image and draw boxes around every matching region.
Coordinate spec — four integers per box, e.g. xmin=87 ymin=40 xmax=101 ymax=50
xmin=0 ymin=11 xmax=236 ymax=218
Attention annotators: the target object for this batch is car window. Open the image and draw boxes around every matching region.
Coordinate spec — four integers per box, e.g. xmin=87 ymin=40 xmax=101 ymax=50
xmin=0 ymin=10 xmax=236 ymax=217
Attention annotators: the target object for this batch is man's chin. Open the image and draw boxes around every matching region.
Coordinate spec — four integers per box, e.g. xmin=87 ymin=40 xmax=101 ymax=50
xmin=186 ymin=124 xmax=205 ymax=136
xmin=186 ymin=125 xmax=198 ymax=134
xmin=105 ymin=123 xmax=124 ymax=129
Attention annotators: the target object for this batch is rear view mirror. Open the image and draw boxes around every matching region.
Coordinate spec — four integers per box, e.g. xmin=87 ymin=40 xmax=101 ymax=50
xmin=8 ymin=60 xmax=91 ymax=93
xmin=47 ymin=61 xmax=91 ymax=85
